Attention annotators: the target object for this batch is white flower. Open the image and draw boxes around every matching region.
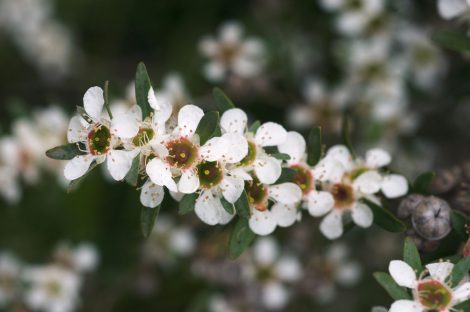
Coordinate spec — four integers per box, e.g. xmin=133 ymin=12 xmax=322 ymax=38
xmin=388 ymin=260 xmax=470 ymax=312
xmin=23 ymin=264 xmax=81 ymax=312
xmin=0 ymin=137 xmax=21 ymax=204
xmin=64 ymin=86 xmax=139 ymax=181
xmin=53 ymin=243 xmax=99 ymax=274
xmin=155 ymin=73 xmax=190 ymax=116
xmin=199 ymin=21 xmax=266 ymax=82
xmin=437 ymin=0 xmax=470 ymax=20
xmin=0 ymin=253 xmax=21 ymax=307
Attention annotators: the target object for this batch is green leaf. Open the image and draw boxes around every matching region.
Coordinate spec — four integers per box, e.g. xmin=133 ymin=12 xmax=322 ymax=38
xmin=141 ymin=205 xmax=161 ymax=238
xmin=432 ymin=30 xmax=470 ymax=52
xmin=403 ymin=237 xmax=422 ymax=273
xmin=451 ymin=255 xmax=470 ymax=287
xmin=248 ymin=120 xmax=261 ymax=133
xmin=213 ymin=88 xmax=235 ymax=112
xmin=275 ymin=167 xmax=297 ymax=184
xmin=451 ymin=210 xmax=469 ymax=241
xmin=179 ymin=193 xmax=197 ymax=215
xmin=229 ymin=218 xmax=256 ymax=259
xmin=67 ymin=161 xmax=99 ymax=193
xmin=234 ymin=191 xmax=250 ymax=219
xmin=413 ymin=172 xmax=435 ymax=195
xmin=124 ymin=154 xmax=140 ymax=187
xmin=270 ymin=153 xmax=291 ymax=161
xmin=341 ymin=115 xmax=355 ymax=158
xmin=363 ymin=198 xmax=406 ymax=233
xmin=195 ymin=111 xmax=220 ymax=146
xmin=135 ymin=62 xmax=153 ymax=118
xmin=46 ymin=143 xmax=86 ymax=160
xmin=307 ymin=126 xmax=322 ymax=166
xmin=454 ymin=299 xmax=470 ymax=311
xmin=373 ymin=272 xmax=411 ymax=300
xmin=221 ymin=197 xmax=235 ymax=215
xmin=103 ymin=80 xmax=113 ymax=119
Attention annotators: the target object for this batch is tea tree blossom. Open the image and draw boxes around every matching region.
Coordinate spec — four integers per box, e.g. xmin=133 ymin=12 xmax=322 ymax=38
xmin=437 ymin=0 xmax=470 ymax=20
xmin=0 ymin=253 xmax=21 ymax=307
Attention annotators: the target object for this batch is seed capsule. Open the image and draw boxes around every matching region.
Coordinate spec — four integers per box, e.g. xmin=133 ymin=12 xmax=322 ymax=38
xmin=397 ymin=194 xmax=424 ymax=219
xmin=462 ymin=161 xmax=470 ymax=183
xmin=431 ymin=166 xmax=462 ymax=194
xmin=451 ymin=183 xmax=470 ymax=213
xmin=411 ymin=196 xmax=451 ymax=241
xmin=406 ymin=229 xmax=439 ymax=252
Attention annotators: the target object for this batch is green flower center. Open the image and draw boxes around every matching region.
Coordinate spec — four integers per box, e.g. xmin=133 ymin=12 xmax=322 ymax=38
xmin=239 ymin=141 xmax=257 ymax=167
xmin=46 ymin=280 xmax=62 ymax=297
xmin=245 ymin=176 xmax=268 ymax=211
xmin=348 ymin=0 xmax=362 ymax=10
xmin=166 ymin=138 xmax=198 ymax=169
xmin=132 ymin=127 xmax=155 ymax=147
xmin=291 ymin=165 xmax=314 ymax=195
xmin=197 ymin=161 xmax=224 ymax=189
xmin=87 ymin=124 xmax=111 ymax=155
xmin=349 ymin=167 xmax=370 ymax=181
xmin=417 ymin=279 xmax=452 ymax=310
xmin=331 ymin=183 xmax=355 ymax=209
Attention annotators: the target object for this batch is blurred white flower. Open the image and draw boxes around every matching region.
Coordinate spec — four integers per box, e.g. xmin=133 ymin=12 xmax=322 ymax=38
xmin=0 ymin=137 xmax=21 ymax=204
xmin=437 ymin=0 xmax=470 ymax=20
xmin=0 ymin=253 xmax=21 ymax=307
xmin=53 ymin=243 xmax=99 ymax=274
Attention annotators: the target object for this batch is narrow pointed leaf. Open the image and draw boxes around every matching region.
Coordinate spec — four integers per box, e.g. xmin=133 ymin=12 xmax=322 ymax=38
xmin=141 ymin=205 xmax=161 ymax=238
xmin=363 ymin=198 xmax=406 ymax=233
xmin=451 ymin=255 xmax=470 ymax=287
xmin=275 ymin=167 xmax=297 ymax=184
xmin=432 ymin=30 xmax=470 ymax=52
xmin=404 ymin=237 xmax=422 ymax=273
xmin=229 ymin=218 xmax=256 ymax=259
xmin=103 ymin=80 xmax=113 ymax=119
xmin=213 ymin=87 xmax=235 ymax=112
xmin=67 ymin=161 xmax=99 ymax=193
xmin=135 ymin=62 xmax=153 ymax=118
xmin=270 ymin=153 xmax=291 ymax=161
xmin=179 ymin=193 xmax=197 ymax=215
xmin=451 ymin=210 xmax=468 ymax=241
xmin=373 ymin=272 xmax=411 ymax=300
xmin=221 ymin=197 xmax=235 ymax=215
xmin=234 ymin=191 xmax=250 ymax=219
xmin=195 ymin=111 xmax=220 ymax=145
xmin=341 ymin=115 xmax=355 ymax=158
xmin=454 ymin=299 xmax=470 ymax=311
xmin=413 ymin=172 xmax=435 ymax=195
xmin=248 ymin=120 xmax=261 ymax=133
xmin=124 ymin=154 xmax=140 ymax=187
xmin=307 ymin=126 xmax=322 ymax=166
xmin=46 ymin=143 xmax=86 ymax=160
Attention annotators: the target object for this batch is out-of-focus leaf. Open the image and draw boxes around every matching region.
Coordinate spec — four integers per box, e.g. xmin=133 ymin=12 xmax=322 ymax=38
xmin=195 ymin=111 xmax=220 ymax=146
xmin=270 ymin=153 xmax=291 ymax=161
xmin=363 ymin=198 xmax=406 ymax=233
xmin=454 ymin=299 xmax=470 ymax=311
xmin=234 ymin=191 xmax=250 ymax=219
xmin=432 ymin=30 xmax=470 ymax=52
xmin=307 ymin=126 xmax=322 ymax=166
xmin=213 ymin=87 xmax=235 ymax=112
xmin=46 ymin=143 xmax=86 ymax=160
xmin=67 ymin=161 xmax=99 ymax=193
xmin=404 ymin=237 xmax=422 ymax=273
xmin=221 ymin=197 xmax=235 ymax=215
xmin=373 ymin=272 xmax=411 ymax=300
xmin=451 ymin=210 xmax=468 ymax=241
xmin=275 ymin=168 xmax=297 ymax=184
xmin=248 ymin=120 xmax=261 ymax=133
xmin=124 ymin=154 xmax=140 ymax=187
xmin=141 ymin=205 xmax=161 ymax=238
xmin=103 ymin=80 xmax=113 ymax=119
xmin=451 ymin=255 xmax=470 ymax=287
xmin=341 ymin=115 xmax=355 ymax=158
xmin=179 ymin=193 xmax=197 ymax=215
xmin=135 ymin=62 xmax=153 ymax=118
xmin=413 ymin=172 xmax=435 ymax=195
xmin=229 ymin=218 xmax=256 ymax=259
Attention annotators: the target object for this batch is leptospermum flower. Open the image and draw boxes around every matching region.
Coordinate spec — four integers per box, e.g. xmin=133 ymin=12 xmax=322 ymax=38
xmin=64 ymin=87 xmax=139 ymax=181
xmin=437 ymin=0 xmax=470 ymax=20
xmin=388 ymin=260 xmax=470 ymax=312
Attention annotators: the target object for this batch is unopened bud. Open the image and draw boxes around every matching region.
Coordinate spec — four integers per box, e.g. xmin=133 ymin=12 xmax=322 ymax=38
xmin=411 ymin=196 xmax=451 ymax=241
xmin=398 ymin=194 xmax=424 ymax=219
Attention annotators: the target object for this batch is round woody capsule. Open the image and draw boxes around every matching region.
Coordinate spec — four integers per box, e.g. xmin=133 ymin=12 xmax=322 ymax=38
xmin=431 ymin=166 xmax=462 ymax=194
xmin=406 ymin=229 xmax=439 ymax=252
xmin=451 ymin=183 xmax=470 ymax=214
xmin=461 ymin=161 xmax=470 ymax=183
xmin=411 ymin=196 xmax=451 ymax=241
xmin=397 ymin=194 xmax=425 ymax=219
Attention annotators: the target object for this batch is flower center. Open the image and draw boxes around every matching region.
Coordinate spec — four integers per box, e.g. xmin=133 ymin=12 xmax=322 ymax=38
xmin=46 ymin=280 xmax=62 ymax=297
xmin=197 ymin=161 xmax=224 ymax=189
xmin=166 ymin=138 xmax=198 ymax=169
xmin=331 ymin=183 xmax=355 ymax=209
xmin=219 ymin=43 xmax=240 ymax=64
xmin=245 ymin=176 xmax=268 ymax=211
xmin=417 ymin=279 xmax=452 ymax=310
xmin=239 ymin=141 xmax=257 ymax=166
xmin=291 ymin=165 xmax=314 ymax=195
xmin=87 ymin=124 xmax=111 ymax=155
xmin=132 ymin=127 xmax=155 ymax=147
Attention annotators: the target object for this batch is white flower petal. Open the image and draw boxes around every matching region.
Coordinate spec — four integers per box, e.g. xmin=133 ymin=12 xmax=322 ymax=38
xmin=425 ymin=262 xmax=454 ymax=283
xmin=147 ymin=87 xmax=160 ymax=110
xmin=249 ymin=209 xmax=277 ymax=236
xmin=178 ymin=170 xmax=200 ymax=194
xmin=351 ymin=203 xmax=373 ymax=228
xmin=221 ymin=176 xmax=244 ymax=204
xmin=140 ymin=180 xmax=164 ymax=208
xmin=106 ymin=150 xmax=137 ymax=181
xmin=261 ymin=282 xmax=289 ymax=310
xmin=253 ymin=237 xmax=279 ymax=265
xmin=319 ymin=211 xmax=344 ymax=240
xmin=268 ymin=183 xmax=302 ymax=205
xmin=313 ymin=158 xmax=346 ymax=183
xmin=366 ymin=148 xmax=392 ymax=168
xmin=277 ymin=131 xmax=306 ymax=165
xmin=275 ymin=256 xmax=302 ymax=282
xmin=221 ymin=132 xmax=248 ymax=163
xmin=83 ymin=87 xmax=104 ymax=120
xmin=389 ymin=300 xmax=422 ymax=312
xmin=307 ymin=191 xmax=335 ymax=217
xmin=146 ymin=158 xmax=177 ymax=192
xmin=254 ymin=122 xmax=287 ymax=146
xmin=229 ymin=168 xmax=253 ymax=181
xmin=353 ymin=170 xmax=382 ymax=194
xmin=388 ymin=260 xmax=417 ymax=288
xmin=254 ymin=156 xmax=281 ymax=184
xmin=203 ymin=61 xmax=226 ymax=82
xmin=67 ymin=116 xmax=87 ymax=143
xmin=111 ymin=112 xmax=139 ymax=139
xmin=195 ymin=191 xmax=229 ymax=225
xmin=220 ymin=108 xmax=247 ymax=134
xmin=438 ymin=0 xmax=468 ymax=19
xmin=325 ymin=145 xmax=353 ymax=170
xmin=199 ymin=136 xmax=225 ymax=161
xmin=453 ymin=282 xmax=470 ymax=304
xmin=381 ymin=174 xmax=408 ymax=198
xmin=271 ymin=203 xmax=298 ymax=227
xmin=177 ymin=104 xmax=204 ymax=137
xmin=64 ymin=155 xmax=94 ymax=180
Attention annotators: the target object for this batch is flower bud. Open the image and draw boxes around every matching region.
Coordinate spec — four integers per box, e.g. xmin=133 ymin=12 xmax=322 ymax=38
xmin=397 ymin=194 xmax=424 ymax=219
xmin=431 ymin=166 xmax=462 ymax=194
xmin=411 ymin=196 xmax=451 ymax=241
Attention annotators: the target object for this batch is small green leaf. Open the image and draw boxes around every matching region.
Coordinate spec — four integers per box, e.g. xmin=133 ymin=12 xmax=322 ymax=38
xmin=451 ymin=255 xmax=470 ymax=287
xmin=234 ymin=191 xmax=250 ymax=219
xmin=307 ymin=126 xmax=322 ymax=166
xmin=403 ymin=237 xmax=422 ymax=273
xmin=141 ymin=205 xmax=161 ymax=238
xmin=373 ymin=272 xmax=411 ymax=300
xmin=179 ymin=193 xmax=197 ymax=215
xmin=270 ymin=153 xmax=291 ymax=161
xmin=363 ymin=198 xmax=406 ymax=233
xmin=451 ymin=210 xmax=469 ymax=241
xmin=135 ymin=62 xmax=153 ymax=119
xmin=275 ymin=167 xmax=297 ymax=184
xmin=221 ymin=197 xmax=235 ymax=215
xmin=213 ymin=88 xmax=235 ymax=112
xmin=413 ymin=172 xmax=435 ymax=195
xmin=103 ymin=80 xmax=113 ymax=119
xmin=432 ymin=30 xmax=470 ymax=52
xmin=124 ymin=154 xmax=140 ymax=187
xmin=341 ymin=115 xmax=355 ymax=158
xmin=46 ymin=143 xmax=86 ymax=160
xmin=454 ymin=299 xmax=470 ymax=311
xmin=67 ymin=161 xmax=99 ymax=193
xmin=195 ymin=111 xmax=220 ymax=146
xmin=229 ymin=218 xmax=256 ymax=259
xmin=248 ymin=120 xmax=261 ymax=133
